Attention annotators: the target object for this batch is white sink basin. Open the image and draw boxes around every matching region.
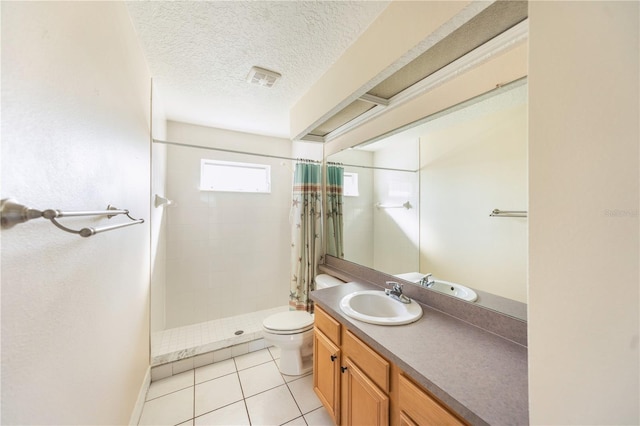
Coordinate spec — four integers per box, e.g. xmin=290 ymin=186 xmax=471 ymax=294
xmin=339 ymin=290 xmax=423 ymax=326
xmin=393 ymin=272 xmax=478 ymax=302
xmin=428 ymin=280 xmax=478 ymax=302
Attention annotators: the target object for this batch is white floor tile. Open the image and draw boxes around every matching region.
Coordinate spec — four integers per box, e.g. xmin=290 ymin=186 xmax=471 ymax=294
xmin=195 ymin=358 xmax=236 ymax=384
xmin=287 ymin=375 xmax=322 ymax=414
xmin=304 ymin=406 xmax=334 ymax=426
xmin=268 ymin=345 xmax=281 ymax=360
xmin=234 ymin=348 xmax=272 ymax=371
xmin=177 ymin=420 xmax=194 ymax=426
xmin=194 ymin=400 xmax=250 ymax=426
xmin=139 ymin=387 xmax=193 ymax=426
xmin=146 ymin=370 xmax=194 ymax=401
xmin=195 ymin=373 xmax=244 ymax=417
xmin=238 ymin=361 xmax=285 ymax=397
xmin=282 ymin=416 xmax=308 ymax=425
xmin=245 ymin=385 xmax=302 ymax=425
xmin=281 ymin=365 xmax=312 ymax=383
xmin=285 ymin=372 xmax=313 ymax=383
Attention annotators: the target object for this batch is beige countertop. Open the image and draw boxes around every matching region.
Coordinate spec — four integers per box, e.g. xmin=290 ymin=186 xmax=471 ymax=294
xmin=311 ymin=281 xmax=529 ymax=425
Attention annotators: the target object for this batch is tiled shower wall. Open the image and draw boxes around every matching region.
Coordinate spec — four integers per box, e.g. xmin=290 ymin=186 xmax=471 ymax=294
xmin=164 ymin=121 xmax=293 ymax=328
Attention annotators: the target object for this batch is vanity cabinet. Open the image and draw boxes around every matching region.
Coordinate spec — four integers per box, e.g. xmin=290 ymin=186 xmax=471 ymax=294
xmin=314 ymin=306 xmax=389 ymax=426
xmin=313 ymin=328 xmax=341 ymax=424
xmin=314 ymin=305 xmax=467 ymax=426
xmin=313 ymin=306 xmax=342 ymax=424
xmin=398 ymin=373 xmax=466 ymax=426
xmin=342 ymin=357 xmax=389 ymax=425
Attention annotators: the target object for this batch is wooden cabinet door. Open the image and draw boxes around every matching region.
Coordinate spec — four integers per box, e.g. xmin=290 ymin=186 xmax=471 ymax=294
xmin=313 ymin=328 xmax=341 ymax=425
xmin=398 ymin=374 xmax=466 ymax=426
xmin=342 ymin=357 xmax=389 ymax=426
xmin=399 ymin=411 xmax=419 ymax=426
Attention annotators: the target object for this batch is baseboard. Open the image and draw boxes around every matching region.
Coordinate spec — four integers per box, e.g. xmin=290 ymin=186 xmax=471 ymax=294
xmin=129 ymin=366 xmax=151 ymax=426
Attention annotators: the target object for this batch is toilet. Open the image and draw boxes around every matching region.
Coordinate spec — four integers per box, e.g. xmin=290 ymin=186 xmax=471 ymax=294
xmin=262 ymin=274 xmax=344 ymax=376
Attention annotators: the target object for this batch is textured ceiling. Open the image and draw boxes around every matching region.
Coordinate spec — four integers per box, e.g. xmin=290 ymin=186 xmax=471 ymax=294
xmin=126 ymin=1 xmax=390 ymax=138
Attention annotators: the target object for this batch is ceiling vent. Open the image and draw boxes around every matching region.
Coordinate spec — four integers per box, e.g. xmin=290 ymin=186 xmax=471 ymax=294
xmin=247 ymin=66 xmax=281 ymax=88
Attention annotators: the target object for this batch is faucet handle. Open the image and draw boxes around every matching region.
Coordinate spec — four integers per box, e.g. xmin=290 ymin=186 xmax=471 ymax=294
xmin=420 ymin=274 xmax=434 ymax=287
xmin=385 ymin=281 xmax=402 ymax=292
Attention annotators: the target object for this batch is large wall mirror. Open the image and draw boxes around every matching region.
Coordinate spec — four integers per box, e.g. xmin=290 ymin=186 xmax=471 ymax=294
xmin=326 ymin=79 xmax=528 ymax=319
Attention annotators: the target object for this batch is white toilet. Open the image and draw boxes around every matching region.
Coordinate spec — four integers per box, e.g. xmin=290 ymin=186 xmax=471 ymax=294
xmin=262 ymin=274 xmax=344 ymax=376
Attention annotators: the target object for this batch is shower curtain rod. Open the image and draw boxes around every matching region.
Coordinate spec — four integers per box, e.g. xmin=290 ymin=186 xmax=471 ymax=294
xmin=328 ymin=161 xmax=417 ymax=173
xmin=153 ymin=139 xmax=321 ymax=163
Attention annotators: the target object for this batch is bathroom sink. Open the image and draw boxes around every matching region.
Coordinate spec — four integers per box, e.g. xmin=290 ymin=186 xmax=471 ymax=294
xmin=394 ymin=272 xmax=478 ymax=302
xmin=428 ymin=280 xmax=478 ymax=302
xmin=339 ymin=290 xmax=423 ymax=326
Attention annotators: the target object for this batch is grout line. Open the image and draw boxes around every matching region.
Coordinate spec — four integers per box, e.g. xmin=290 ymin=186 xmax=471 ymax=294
xmin=283 ymin=380 xmax=305 ymax=423
xmin=192 ymin=399 xmax=247 ymax=424
xmin=192 ymin=377 xmax=196 ymax=424
xmin=233 ymin=356 xmax=252 ymax=425
xmin=141 ymin=352 xmax=316 ymax=426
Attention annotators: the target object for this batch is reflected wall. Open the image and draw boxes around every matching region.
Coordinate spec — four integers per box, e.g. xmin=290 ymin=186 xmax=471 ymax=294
xmin=327 ymin=82 xmax=527 ymax=306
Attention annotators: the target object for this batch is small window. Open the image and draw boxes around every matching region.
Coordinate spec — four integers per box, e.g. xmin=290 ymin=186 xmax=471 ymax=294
xmin=200 ymin=159 xmax=271 ymax=193
xmin=343 ymin=172 xmax=359 ymax=197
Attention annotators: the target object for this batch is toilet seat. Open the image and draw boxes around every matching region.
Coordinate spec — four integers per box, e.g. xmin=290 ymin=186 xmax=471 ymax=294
xmin=263 ymin=311 xmax=313 ymax=335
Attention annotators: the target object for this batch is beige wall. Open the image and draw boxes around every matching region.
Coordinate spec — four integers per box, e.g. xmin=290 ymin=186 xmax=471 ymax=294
xmin=1 ymin=2 xmax=151 ymax=424
xmin=162 ymin=122 xmax=292 ymax=327
xmin=420 ymin=89 xmax=527 ymax=303
xmin=529 ymin=2 xmax=639 ymax=424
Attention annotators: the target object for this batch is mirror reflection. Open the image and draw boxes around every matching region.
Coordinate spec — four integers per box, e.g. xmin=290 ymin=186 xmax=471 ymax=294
xmin=326 ymin=79 xmax=527 ymax=314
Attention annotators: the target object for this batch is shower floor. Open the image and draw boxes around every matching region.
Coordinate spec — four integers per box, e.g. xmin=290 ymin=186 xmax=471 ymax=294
xmin=151 ymin=305 xmax=288 ymax=366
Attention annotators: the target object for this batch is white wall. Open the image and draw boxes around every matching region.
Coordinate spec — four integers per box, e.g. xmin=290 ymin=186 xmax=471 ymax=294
xmin=1 ymin=2 xmax=151 ymax=424
xmin=529 ymin=2 xmax=639 ymax=424
xmin=163 ymin=121 xmax=292 ymax=327
xmin=327 ymin=149 xmax=375 ymax=267
xmin=150 ymin=83 xmax=168 ymax=332
xmin=373 ymin=141 xmax=419 ymax=274
xmin=420 ymin=87 xmax=527 ymax=303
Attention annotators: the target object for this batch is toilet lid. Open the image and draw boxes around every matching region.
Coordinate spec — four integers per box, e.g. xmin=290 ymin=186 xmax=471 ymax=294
xmin=263 ymin=311 xmax=313 ymax=333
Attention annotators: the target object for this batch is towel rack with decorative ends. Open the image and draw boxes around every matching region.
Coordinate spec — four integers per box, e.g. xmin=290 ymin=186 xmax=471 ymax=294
xmin=0 ymin=198 xmax=144 ymax=237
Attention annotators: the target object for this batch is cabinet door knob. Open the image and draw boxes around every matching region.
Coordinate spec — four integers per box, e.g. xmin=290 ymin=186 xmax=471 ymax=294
xmin=330 ymin=354 xmax=337 ymax=362
xmin=341 ymin=366 xmax=348 ymax=373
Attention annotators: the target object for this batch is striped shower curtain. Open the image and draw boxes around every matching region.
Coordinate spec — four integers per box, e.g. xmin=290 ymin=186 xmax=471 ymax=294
xmin=289 ymin=160 xmax=322 ymax=312
xmin=325 ymin=163 xmax=344 ymax=258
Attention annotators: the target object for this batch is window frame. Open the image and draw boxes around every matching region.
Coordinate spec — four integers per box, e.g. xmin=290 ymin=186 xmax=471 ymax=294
xmin=199 ymin=159 xmax=272 ymax=193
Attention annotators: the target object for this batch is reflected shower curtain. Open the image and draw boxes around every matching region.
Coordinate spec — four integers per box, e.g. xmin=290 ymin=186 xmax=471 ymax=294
xmin=325 ymin=163 xmax=344 ymax=258
xmin=290 ymin=160 xmax=322 ymax=312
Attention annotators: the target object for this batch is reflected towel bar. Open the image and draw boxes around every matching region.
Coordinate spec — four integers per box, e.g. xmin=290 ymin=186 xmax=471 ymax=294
xmin=0 ymin=198 xmax=144 ymax=237
xmin=376 ymin=201 xmax=412 ymax=210
xmin=490 ymin=209 xmax=527 ymax=218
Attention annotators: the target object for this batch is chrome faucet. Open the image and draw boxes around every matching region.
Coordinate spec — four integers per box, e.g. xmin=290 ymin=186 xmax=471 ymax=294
xmin=420 ymin=274 xmax=435 ymax=288
xmin=385 ymin=281 xmax=412 ymax=304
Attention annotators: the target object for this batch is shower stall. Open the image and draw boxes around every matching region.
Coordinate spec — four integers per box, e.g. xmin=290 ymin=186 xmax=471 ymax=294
xmin=150 ymin=124 xmax=300 ymax=365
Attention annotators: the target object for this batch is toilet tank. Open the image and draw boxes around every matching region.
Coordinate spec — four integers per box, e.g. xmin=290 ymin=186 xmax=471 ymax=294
xmin=315 ymin=274 xmax=344 ymax=290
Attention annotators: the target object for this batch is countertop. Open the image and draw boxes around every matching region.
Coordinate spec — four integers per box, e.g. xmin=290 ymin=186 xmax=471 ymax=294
xmin=310 ymin=281 xmax=529 ymax=425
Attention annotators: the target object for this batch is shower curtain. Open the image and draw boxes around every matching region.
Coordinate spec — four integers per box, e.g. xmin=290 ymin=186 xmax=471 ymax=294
xmin=325 ymin=163 xmax=344 ymax=258
xmin=290 ymin=160 xmax=322 ymax=312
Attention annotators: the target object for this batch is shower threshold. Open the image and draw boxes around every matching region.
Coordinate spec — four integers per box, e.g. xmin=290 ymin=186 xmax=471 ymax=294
xmin=151 ymin=305 xmax=288 ymax=366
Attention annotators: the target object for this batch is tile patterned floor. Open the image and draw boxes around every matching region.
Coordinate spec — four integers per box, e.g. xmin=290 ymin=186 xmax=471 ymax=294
xmin=139 ymin=346 xmax=334 ymax=426
xmin=151 ymin=306 xmax=288 ymax=365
